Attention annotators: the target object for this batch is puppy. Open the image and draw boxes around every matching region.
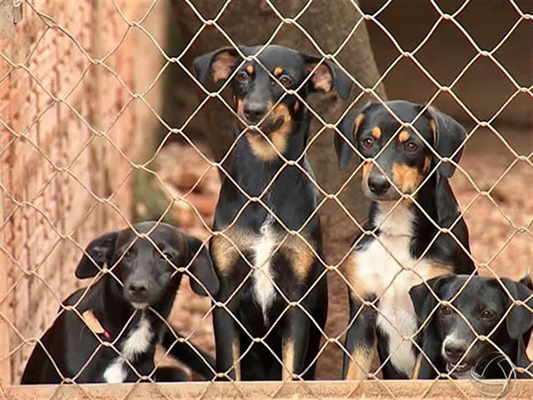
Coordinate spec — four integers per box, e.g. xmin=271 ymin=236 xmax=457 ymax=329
xmin=21 ymin=221 xmax=219 ymax=384
xmin=334 ymin=100 xmax=475 ymax=379
xmin=194 ymin=44 xmax=352 ymax=380
xmin=410 ymin=275 xmax=533 ymax=379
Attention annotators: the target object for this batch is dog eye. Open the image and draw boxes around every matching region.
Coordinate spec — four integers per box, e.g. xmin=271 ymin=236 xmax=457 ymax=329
xmin=279 ymin=75 xmax=293 ymax=88
xmin=481 ymin=309 xmax=495 ymax=319
xmin=404 ymin=142 xmax=418 ymax=152
xmin=440 ymin=305 xmax=452 ymax=316
xmin=361 ymin=138 xmax=374 ymax=149
xmin=160 ymin=252 xmax=173 ymax=261
xmin=236 ymin=71 xmax=249 ymax=84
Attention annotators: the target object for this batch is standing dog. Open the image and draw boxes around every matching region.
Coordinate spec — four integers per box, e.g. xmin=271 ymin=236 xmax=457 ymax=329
xmin=334 ymin=100 xmax=475 ymax=379
xmin=410 ymin=275 xmax=533 ymax=379
xmin=21 ymin=222 xmax=219 ymax=384
xmin=194 ymin=45 xmax=352 ymax=380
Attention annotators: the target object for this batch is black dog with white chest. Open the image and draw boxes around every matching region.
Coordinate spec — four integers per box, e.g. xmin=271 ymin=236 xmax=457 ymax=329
xmin=410 ymin=275 xmax=533 ymax=379
xmin=194 ymin=45 xmax=352 ymax=380
xmin=334 ymin=100 xmax=475 ymax=380
xmin=21 ymin=221 xmax=219 ymax=384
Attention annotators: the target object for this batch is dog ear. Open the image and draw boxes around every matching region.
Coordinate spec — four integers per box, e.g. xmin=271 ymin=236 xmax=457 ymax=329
xmin=501 ymin=278 xmax=533 ymax=340
xmin=75 ymin=231 xmax=119 ymax=279
xmin=434 ymin=174 xmax=471 ymax=243
xmin=409 ymin=276 xmax=451 ymax=327
xmin=409 ymin=276 xmax=454 ymax=379
xmin=193 ymin=47 xmax=243 ymax=85
xmin=303 ymin=55 xmax=353 ymax=99
xmin=186 ymin=236 xmax=219 ymax=297
xmin=514 ymin=335 xmax=532 ymax=377
xmin=334 ymin=103 xmax=372 ymax=170
xmin=519 ymin=274 xmax=532 ymax=289
xmin=426 ymin=107 xmax=467 ymax=179
xmin=434 ymin=175 xmax=459 ymax=226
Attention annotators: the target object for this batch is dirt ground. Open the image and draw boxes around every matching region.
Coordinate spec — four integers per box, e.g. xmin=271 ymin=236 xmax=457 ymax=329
xmin=450 ymin=127 xmax=532 ymax=280
xmin=154 ymin=126 xmax=532 ymax=378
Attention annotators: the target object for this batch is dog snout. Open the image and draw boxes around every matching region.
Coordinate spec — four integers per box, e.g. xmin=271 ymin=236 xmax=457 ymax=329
xmin=127 ymin=281 xmax=149 ymax=298
xmin=368 ymin=175 xmax=391 ymax=196
xmin=128 ymin=282 xmax=148 ymax=295
xmin=243 ymin=101 xmax=267 ymax=123
xmin=444 ymin=340 xmax=468 ymax=362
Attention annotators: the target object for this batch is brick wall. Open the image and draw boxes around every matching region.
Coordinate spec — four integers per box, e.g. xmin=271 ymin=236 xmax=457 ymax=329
xmin=0 ymin=0 xmax=158 ymax=383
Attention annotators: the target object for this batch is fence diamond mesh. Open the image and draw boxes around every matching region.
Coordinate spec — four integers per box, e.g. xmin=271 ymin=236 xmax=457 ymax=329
xmin=1 ymin=1 xmax=531 ymax=399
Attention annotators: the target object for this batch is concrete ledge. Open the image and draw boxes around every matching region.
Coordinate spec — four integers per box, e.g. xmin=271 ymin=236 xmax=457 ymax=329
xmin=3 ymin=380 xmax=533 ymax=400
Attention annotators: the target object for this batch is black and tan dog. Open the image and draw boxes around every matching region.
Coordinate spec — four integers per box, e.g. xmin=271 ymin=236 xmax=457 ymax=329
xmin=334 ymin=100 xmax=475 ymax=380
xmin=410 ymin=275 xmax=533 ymax=379
xmin=194 ymin=45 xmax=352 ymax=380
xmin=21 ymin=222 xmax=219 ymax=384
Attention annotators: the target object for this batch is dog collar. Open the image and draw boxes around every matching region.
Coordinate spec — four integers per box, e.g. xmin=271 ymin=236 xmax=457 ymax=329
xmin=82 ymin=310 xmax=111 ymax=340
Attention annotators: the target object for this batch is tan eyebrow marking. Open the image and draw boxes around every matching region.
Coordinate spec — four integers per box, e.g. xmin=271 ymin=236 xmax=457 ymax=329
xmin=273 ymin=67 xmax=284 ymax=77
xmin=399 ymin=131 xmax=410 ymax=143
xmin=246 ymin=65 xmax=254 ymax=75
xmin=371 ymin=127 xmax=382 ymax=140
xmin=353 ymin=114 xmax=364 ymax=137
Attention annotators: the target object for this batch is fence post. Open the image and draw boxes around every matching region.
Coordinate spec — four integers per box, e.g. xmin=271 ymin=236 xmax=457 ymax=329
xmin=0 ymin=31 xmax=11 ymax=382
xmin=0 ymin=146 xmax=11 ymax=385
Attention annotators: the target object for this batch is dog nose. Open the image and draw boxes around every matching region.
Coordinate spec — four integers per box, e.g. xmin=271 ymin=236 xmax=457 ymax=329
xmin=444 ymin=342 xmax=467 ymax=361
xmin=243 ymin=102 xmax=266 ymax=123
xmin=128 ymin=281 xmax=147 ymax=296
xmin=368 ymin=176 xmax=391 ymax=195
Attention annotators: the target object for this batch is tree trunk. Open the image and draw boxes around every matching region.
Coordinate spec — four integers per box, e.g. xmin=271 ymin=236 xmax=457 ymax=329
xmin=169 ymin=0 xmax=386 ymax=380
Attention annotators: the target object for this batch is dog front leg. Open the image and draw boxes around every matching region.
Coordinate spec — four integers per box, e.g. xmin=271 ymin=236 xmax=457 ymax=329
xmin=160 ymin=328 xmax=216 ymax=380
xmin=343 ymin=296 xmax=377 ymax=380
xmin=213 ymin=285 xmax=241 ymax=381
xmin=282 ymin=305 xmax=311 ymax=380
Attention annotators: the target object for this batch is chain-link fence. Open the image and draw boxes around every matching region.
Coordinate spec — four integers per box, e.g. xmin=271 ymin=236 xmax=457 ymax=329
xmin=1 ymin=0 xmax=532 ymax=399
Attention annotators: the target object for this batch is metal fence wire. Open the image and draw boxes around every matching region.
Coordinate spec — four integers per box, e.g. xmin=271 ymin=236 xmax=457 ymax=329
xmin=1 ymin=0 xmax=532 ymax=399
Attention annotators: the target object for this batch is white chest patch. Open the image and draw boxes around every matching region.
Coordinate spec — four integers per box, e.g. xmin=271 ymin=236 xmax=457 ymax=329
xmin=354 ymin=202 xmax=444 ymax=377
xmin=103 ymin=314 xmax=153 ymax=383
xmin=252 ymin=221 xmax=278 ymax=324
